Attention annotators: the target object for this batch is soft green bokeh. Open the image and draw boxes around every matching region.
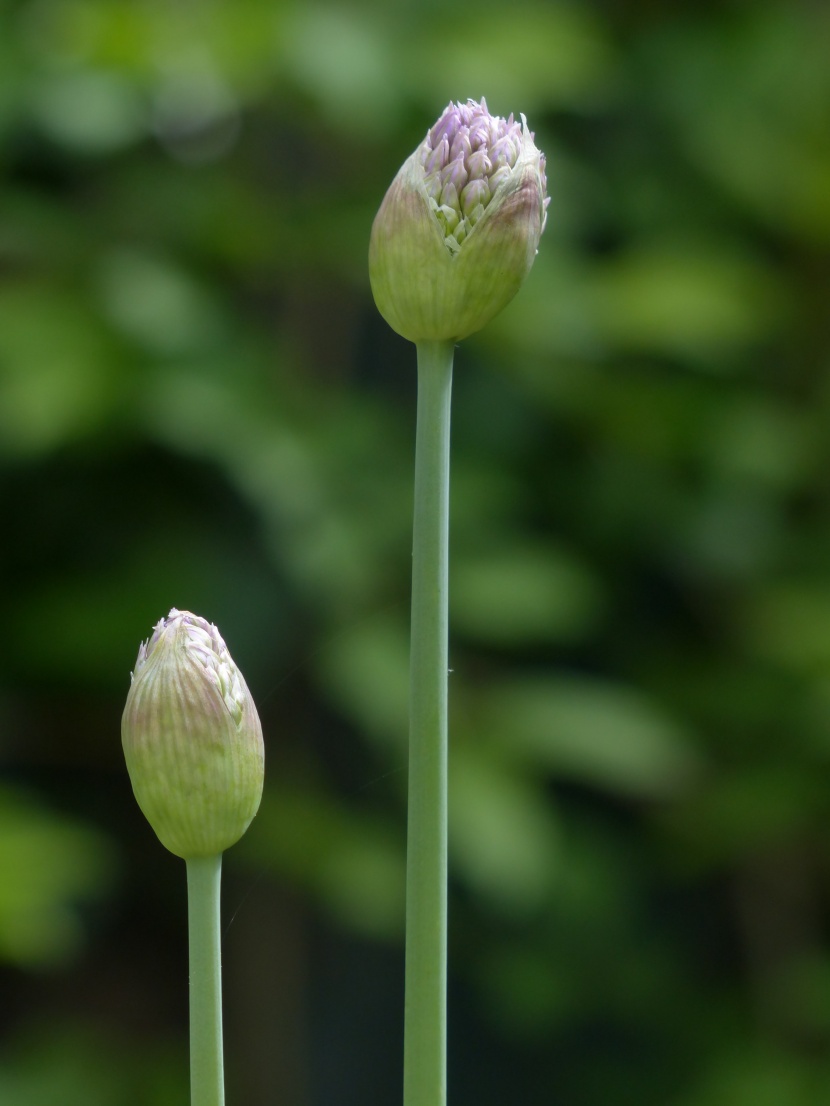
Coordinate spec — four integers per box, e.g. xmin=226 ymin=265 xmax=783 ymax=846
xmin=0 ymin=789 xmax=114 ymax=965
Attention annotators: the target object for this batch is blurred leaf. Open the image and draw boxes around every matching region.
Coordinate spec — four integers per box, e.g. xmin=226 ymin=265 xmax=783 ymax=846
xmin=664 ymin=766 xmax=823 ymax=869
xmin=479 ymin=675 xmax=700 ymax=797
xmin=675 ymin=1047 xmax=829 ymax=1106
xmin=451 ymin=542 xmax=603 ymax=646
xmin=647 ymin=7 xmax=830 ymax=243
xmin=747 ymin=581 xmax=830 ymax=674
xmin=315 ymin=614 xmax=409 ymax=749
xmin=280 ymin=5 xmax=399 ymax=131
xmin=97 ymin=249 xmax=227 ymax=354
xmin=244 ymin=784 xmax=405 ymax=939
xmin=0 ymin=284 xmax=121 ymax=456
xmin=450 ymin=747 xmax=559 ymax=911
xmin=0 ymin=788 xmax=116 ymax=966
xmin=589 ymin=243 xmax=788 ymax=364
xmin=0 ymin=1025 xmax=185 ymax=1106
xmin=408 ymin=4 xmax=615 ymax=113
xmin=29 ymin=69 xmax=145 ymax=153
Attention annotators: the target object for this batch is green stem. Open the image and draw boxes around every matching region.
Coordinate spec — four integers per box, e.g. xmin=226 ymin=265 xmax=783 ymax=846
xmin=186 ymin=853 xmax=225 ymax=1106
xmin=404 ymin=339 xmax=454 ymax=1106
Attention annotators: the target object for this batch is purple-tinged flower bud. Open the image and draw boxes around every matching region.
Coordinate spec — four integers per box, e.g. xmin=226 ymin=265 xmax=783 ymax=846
xmin=121 ymin=609 xmax=264 ymax=859
xmin=429 ymin=105 xmax=462 ymax=149
xmin=449 ymin=130 xmax=472 ymax=165
xmin=466 ymin=148 xmax=492 ymax=180
xmin=424 ymin=170 xmax=443 ymax=203
xmin=491 ymin=133 xmax=522 ymax=170
xmin=440 ymin=180 xmax=460 ymax=212
xmin=441 ymin=157 xmax=469 ymax=195
xmin=369 ymin=97 xmax=549 ymax=343
xmin=488 ymin=165 xmax=512 ymax=194
xmin=460 ymin=177 xmax=490 ymax=219
xmin=424 ymin=138 xmax=449 ymax=176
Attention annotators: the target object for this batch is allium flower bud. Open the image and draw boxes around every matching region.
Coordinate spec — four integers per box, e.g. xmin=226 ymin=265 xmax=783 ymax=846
xmin=369 ymin=97 xmax=549 ymax=343
xmin=122 ymin=609 xmax=264 ymax=859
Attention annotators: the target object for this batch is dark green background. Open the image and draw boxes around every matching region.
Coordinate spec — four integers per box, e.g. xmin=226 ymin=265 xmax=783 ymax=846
xmin=1 ymin=0 xmax=829 ymax=1102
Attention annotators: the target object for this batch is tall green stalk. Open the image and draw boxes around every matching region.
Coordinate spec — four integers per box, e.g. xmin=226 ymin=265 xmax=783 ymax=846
xmin=368 ymin=96 xmax=548 ymax=1106
xmin=122 ymin=610 xmax=264 ymax=1105
xmin=404 ymin=338 xmax=454 ymax=1106
xmin=187 ymin=854 xmax=225 ymax=1106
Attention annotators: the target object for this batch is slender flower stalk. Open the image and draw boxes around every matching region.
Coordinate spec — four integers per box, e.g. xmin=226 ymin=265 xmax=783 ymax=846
xmin=405 ymin=339 xmax=454 ymax=1106
xmin=122 ymin=609 xmax=264 ymax=1106
xmin=187 ymin=854 xmax=225 ymax=1106
xmin=370 ymin=99 xmax=549 ymax=1106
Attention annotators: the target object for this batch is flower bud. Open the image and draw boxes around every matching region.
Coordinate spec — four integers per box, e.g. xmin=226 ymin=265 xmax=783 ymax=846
xmin=369 ymin=97 xmax=549 ymax=344
xmin=121 ymin=609 xmax=264 ymax=859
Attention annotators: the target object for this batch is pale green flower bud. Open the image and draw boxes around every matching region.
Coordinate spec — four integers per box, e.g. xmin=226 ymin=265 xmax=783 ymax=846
xmin=121 ymin=609 xmax=264 ymax=859
xmin=369 ymin=97 xmax=549 ymax=343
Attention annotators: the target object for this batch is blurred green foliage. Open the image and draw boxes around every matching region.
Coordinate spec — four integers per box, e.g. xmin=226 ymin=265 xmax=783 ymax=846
xmin=1 ymin=0 xmax=829 ymax=1102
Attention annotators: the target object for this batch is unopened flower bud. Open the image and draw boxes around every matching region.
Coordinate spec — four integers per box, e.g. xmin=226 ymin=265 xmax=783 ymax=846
xmin=121 ymin=609 xmax=264 ymax=859
xmin=369 ymin=97 xmax=549 ymax=344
